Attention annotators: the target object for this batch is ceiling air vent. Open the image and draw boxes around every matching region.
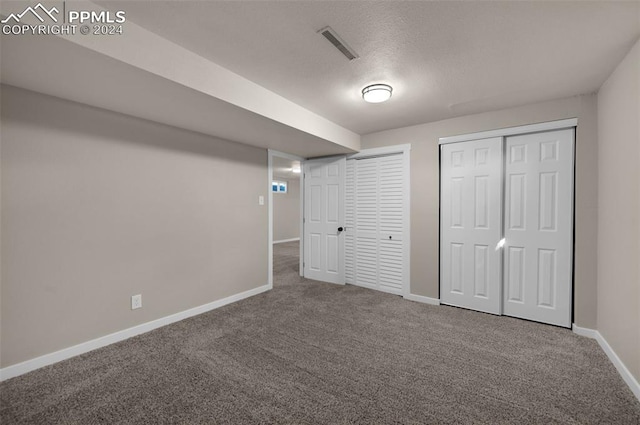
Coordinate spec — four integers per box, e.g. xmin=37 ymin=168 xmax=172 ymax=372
xmin=318 ymin=26 xmax=359 ymax=61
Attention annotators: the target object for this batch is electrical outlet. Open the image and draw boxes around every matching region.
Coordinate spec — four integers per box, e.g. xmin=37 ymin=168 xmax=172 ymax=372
xmin=131 ymin=294 xmax=142 ymax=310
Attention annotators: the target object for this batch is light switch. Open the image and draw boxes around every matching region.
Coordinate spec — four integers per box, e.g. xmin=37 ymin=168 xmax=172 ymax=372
xmin=259 ymin=195 xmax=264 ymax=205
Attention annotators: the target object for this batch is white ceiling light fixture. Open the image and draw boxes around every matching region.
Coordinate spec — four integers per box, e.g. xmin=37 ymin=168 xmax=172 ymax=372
xmin=362 ymin=84 xmax=393 ymax=103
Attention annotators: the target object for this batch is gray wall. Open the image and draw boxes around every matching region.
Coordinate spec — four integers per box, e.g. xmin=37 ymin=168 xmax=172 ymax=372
xmin=361 ymin=94 xmax=598 ymax=328
xmin=0 ymin=85 xmax=268 ymax=368
xmin=597 ymin=39 xmax=639 ymax=381
xmin=273 ymin=178 xmax=300 ymax=242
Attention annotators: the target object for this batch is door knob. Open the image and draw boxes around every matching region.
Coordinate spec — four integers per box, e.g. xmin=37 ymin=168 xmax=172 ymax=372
xmin=338 ymin=227 xmax=344 ymax=232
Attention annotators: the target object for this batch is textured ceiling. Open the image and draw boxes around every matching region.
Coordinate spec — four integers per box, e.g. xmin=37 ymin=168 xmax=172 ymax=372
xmin=97 ymin=1 xmax=640 ymax=135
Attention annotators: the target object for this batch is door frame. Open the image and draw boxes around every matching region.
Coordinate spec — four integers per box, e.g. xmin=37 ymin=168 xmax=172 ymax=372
xmin=268 ymin=149 xmax=304 ymax=289
xmin=438 ymin=118 xmax=578 ymax=145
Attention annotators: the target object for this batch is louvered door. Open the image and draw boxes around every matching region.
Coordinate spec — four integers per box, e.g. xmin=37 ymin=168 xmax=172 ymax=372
xmin=345 ymin=153 xmax=407 ymax=295
xmin=378 ymin=155 xmax=405 ymax=292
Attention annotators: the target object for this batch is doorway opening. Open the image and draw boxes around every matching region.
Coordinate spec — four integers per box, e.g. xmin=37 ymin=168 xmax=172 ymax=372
xmin=268 ymin=150 xmax=304 ymax=288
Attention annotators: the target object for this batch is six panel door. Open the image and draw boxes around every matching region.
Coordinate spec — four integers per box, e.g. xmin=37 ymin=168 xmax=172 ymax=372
xmin=303 ymin=156 xmax=345 ymax=284
xmin=440 ymin=137 xmax=503 ymax=315
xmin=503 ymin=129 xmax=574 ymax=327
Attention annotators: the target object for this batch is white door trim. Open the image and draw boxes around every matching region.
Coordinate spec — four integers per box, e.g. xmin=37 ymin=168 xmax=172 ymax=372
xmin=268 ymin=149 xmax=304 ymax=289
xmin=347 ymin=143 xmax=412 ymax=159
xmin=438 ymin=118 xmax=578 ymax=145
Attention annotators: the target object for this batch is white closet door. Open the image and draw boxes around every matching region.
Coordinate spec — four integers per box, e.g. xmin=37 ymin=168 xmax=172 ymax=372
xmin=440 ymin=137 xmax=503 ymax=314
xmin=377 ymin=155 xmax=405 ymax=293
xmin=503 ymin=129 xmax=574 ymax=327
xmin=345 ymin=160 xmax=355 ymax=284
xmin=353 ymin=157 xmax=379 ymax=289
xmin=303 ymin=156 xmax=345 ymax=284
xmin=345 ymin=154 xmax=406 ymax=295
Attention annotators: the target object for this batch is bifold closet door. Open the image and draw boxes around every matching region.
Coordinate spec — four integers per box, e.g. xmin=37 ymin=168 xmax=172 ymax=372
xmin=503 ymin=129 xmax=574 ymax=327
xmin=345 ymin=154 xmax=406 ymax=295
xmin=440 ymin=137 xmax=503 ymax=314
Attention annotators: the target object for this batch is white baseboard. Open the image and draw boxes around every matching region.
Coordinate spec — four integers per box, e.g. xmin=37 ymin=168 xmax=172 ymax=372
xmin=403 ymin=293 xmax=441 ymax=306
xmin=571 ymin=323 xmax=598 ymax=338
xmin=0 ymin=283 xmax=271 ymax=382
xmin=273 ymin=237 xmax=300 ymax=244
xmin=572 ymin=323 xmax=640 ymax=401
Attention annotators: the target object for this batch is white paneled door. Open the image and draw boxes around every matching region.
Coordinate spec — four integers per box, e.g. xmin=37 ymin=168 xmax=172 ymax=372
xmin=440 ymin=126 xmax=575 ymax=328
xmin=303 ymin=156 xmax=345 ymax=284
xmin=345 ymin=153 xmax=408 ymax=295
xmin=440 ymin=137 xmax=503 ymax=314
xmin=503 ymin=129 xmax=574 ymax=327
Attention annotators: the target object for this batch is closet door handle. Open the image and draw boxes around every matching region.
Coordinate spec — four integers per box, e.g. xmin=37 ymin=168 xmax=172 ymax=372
xmin=495 ymin=238 xmax=506 ymax=251
xmin=338 ymin=227 xmax=344 ymax=232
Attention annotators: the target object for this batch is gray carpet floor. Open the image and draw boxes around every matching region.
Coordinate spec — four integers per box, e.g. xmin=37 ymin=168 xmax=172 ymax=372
xmin=1 ymin=241 xmax=639 ymax=424
xmin=272 ymin=241 xmax=305 ymax=287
